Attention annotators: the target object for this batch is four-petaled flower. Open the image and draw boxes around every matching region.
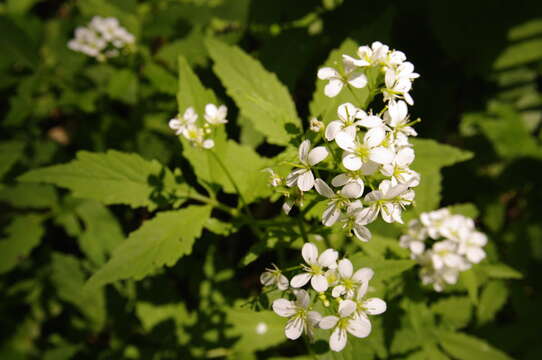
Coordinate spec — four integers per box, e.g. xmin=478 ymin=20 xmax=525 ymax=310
xmin=273 ymin=289 xmax=322 ymax=340
xmin=290 ymin=243 xmax=338 ymax=292
xmin=286 ymin=140 xmax=329 ymax=192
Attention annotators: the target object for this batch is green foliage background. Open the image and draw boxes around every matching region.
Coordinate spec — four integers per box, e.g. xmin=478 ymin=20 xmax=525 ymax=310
xmin=1 ymin=0 xmax=541 ymax=359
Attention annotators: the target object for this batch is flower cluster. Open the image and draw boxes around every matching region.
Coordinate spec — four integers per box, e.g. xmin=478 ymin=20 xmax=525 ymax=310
xmin=267 ymin=42 xmax=420 ymax=242
xmin=262 ymin=243 xmax=386 ymax=352
xmin=168 ymin=104 xmax=228 ymax=149
xmin=400 ymin=208 xmax=488 ymax=292
xmin=68 ymin=16 xmax=135 ymax=61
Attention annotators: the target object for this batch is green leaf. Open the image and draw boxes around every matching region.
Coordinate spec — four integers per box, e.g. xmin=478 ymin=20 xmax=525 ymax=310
xmin=478 ymin=263 xmax=523 ymax=279
xmin=431 ymin=296 xmax=472 ymax=329
xmin=206 ymin=38 xmax=301 ymax=145
xmin=177 ymin=55 xmax=217 ymax=115
xmin=0 ymin=215 xmax=44 ymax=274
xmin=143 ymin=62 xmax=177 ymax=95
xmin=0 ymin=141 xmax=25 ymax=178
xmin=349 ymin=254 xmax=416 ymax=282
xmin=0 ymin=183 xmax=57 ymax=208
xmin=423 ymin=344 xmax=450 ymax=360
xmin=410 ymin=139 xmax=473 ymax=214
xmin=391 ymin=328 xmax=422 ymax=355
xmin=225 ymin=308 xmax=286 ymax=353
xmin=50 ymin=253 xmax=105 ymax=330
xmin=0 ymin=16 xmax=39 ymax=68
xmin=437 ymin=331 xmax=513 ymax=360
xmin=18 ymin=150 xmax=183 ymax=210
xmin=107 ymin=69 xmax=138 ymax=104
xmin=309 ymin=39 xmax=370 ymax=124
xmin=75 ymin=200 xmax=124 ymax=267
xmin=182 ymin=139 xmax=271 ymax=204
xmin=477 ymin=281 xmax=509 ymax=325
xmin=494 ymin=38 xmax=542 ymax=70
xmin=84 ymin=205 xmax=211 ymax=290
xmin=460 ymin=269 xmax=479 ymax=305
xmin=135 ymin=302 xmax=196 ymax=344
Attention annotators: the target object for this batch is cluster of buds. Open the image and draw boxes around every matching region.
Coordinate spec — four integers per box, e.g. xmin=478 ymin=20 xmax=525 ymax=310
xmin=261 ymin=243 xmax=386 ymax=352
xmin=267 ymin=42 xmax=420 ymax=242
xmin=68 ymin=16 xmax=135 ymax=61
xmin=168 ymin=104 xmax=228 ymax=149
xmin=400 ymin=208 xmax=488 ymax=292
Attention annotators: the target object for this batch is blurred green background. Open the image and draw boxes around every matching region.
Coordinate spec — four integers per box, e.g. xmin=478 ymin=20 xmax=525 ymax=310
xmin=1 ymin=0 xmax=541 ymax=359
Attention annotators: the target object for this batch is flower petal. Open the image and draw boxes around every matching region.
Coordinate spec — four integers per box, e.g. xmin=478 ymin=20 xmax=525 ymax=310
xmin=311 ymin=274 xmax=329 ymax=292
xmin=302 ymin=243 xmax=319 ymax=265
xmin=315 ymin=178 xmax=335 ymax=198
xmin=290 ymin=272 xmax=311 ymax=288
xmin=363 ymin=298 xmax=387 ymax=315
xmin=329 ymin=328 xmax=348 ymax=352
xmin=341 ymin=182 xmax=363 ymax=198
xmin=396 ymin=147 xmax=415 ymax=167
xmin=325 ymin=121 xmax=343 ymax=141
xmin=322 ymin=204 xmax=341 ymax=226
xmin=317 ymin=67 xmax=338 ymax=80
xmin=352 ymin=267 xmax=374 ymax=283
xmin=338 ymin=259 xmax=353 ymax=278
xmin=332 ymin=285 xmax=346 ymax=298
xmin=338 ymin=300 xmax=357 ymax=318
xmin=319 ymin=315 xmax=339 ymax=330
xmin=325 ymin=79 xmax=344 ymax=97
xmin=335 ymin=131 xmax=356 ymax=151
xmin=272 ymin=299 xmax=296 ymax=317
xmin=332 ymin=173 xmax=350 ymax=187
xmin=370 ymin=147 xmax=394 ymax=165
xmin=342 ymin=153 xmax=362 ymax=171
xmin=308 ymin=146 xmax=329 ymax=166
xmin=298 ymin=139 xmax=311 ymax=163
xmin=285 ymin=317 xmax=304 ymax=340
xmin=347 ymin=316 xmax=372 ymax=338
xmin=294 ymin=289 xmax=310 ymax=308
xmin=353 ymin=224 xmax=371 ymax=242
xmin=348 ymin=72 xmax=368 ymax=88
xmin=364 ymin=127 xmax=385 ymax=148
xmin=319 ymin=249 xmax=339 ymax=268
xmin=297 ymin=170 xmax=315 ymax=192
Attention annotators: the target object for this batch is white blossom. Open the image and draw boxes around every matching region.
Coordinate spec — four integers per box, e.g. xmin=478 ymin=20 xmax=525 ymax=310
xmin=314 ymin=179 xmax=363 ymax=226
xmin=331 ymin=260 xmax=374 ymax=298
xmin=273 ymin=289 xmax=322 ymax=340
xmin=290 ymin=243 xmax=338 ymax=292
xmin=359 ymin=180 xmax=412 ymax=224
xmin=260 ymin=264 xmax=289 ymax=291
xmin=286 ymin=140 xmax=329 ymax=192
xmin=317 ymin=65 xmax=367 ymax=98
xmin=336 ymin=129 xmax=394 ymax=171
xmin=204 ymin=104 xmax=228 ymax=125
xmin=310 ymin=117 xmax=325 ymax=132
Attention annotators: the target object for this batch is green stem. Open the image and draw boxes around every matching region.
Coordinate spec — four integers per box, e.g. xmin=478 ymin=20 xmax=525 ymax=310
xmin=297 ymin=215 xmax=309 ymax=243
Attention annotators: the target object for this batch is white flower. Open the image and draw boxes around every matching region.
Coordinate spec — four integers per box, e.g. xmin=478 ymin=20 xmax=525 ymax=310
xmin=331 ymin=172 xmax=365 ymax=196
xmin=383 ymin=69 xmax=414 ymax=105
xmin=399 ymin=220 xmax=427 ymax=255
xmin=286 ymin=140 xmax=329 ymax=192
xmin=260 ymin=264 xmax=289 ymax=291
xmin=331 ymin=260 xmax=374 ymax=298
xmin=342 ymin=41 xmax=389 ymax=68
xmin=317 ymin=65 xmax=367 ymax=98
xmin=273 ymin=289 xmax=322 ymax=340
xmin=310 ymin=117 xmax=324 ymax=132
xmin=420 ymin=208 xmax=451 ymax=239
xmin=314 ymin=179 xmax=363 ymax=226
xmin=264 ymin=168 xmax=282 ymax=187
xmin=339 ymin=201 xmax=372 ymax=242
xmin=169 ymin=107 xmax=198 ymax=135
xmin=204 ymin=104 xmax=228 ymax=125
xmin=319 ymin=299 xmax=372 ymax=352
xmin=384 ymin=100 xmax=418 ymax=146
xmin=430 ymin=240 xmax=466 ymax=270
xmin=457 ymin=231 xmax=487 ymax=264
xmin=336 ymin=128 xmax=394 ymax=171
xmin=359 ymin=180 xmax=412 ymax=224
xmin=183 ymin=123 xmax=215 ymax=149
xmin=352 ymin=273 xmax=386 ymax=321
xmin=325 ymin=103 xmax=360 ymax=141
xmin=290 ymin=243 xmax=338 ymax=292
xmin=380 ymin=147 xmax=420 ymax=186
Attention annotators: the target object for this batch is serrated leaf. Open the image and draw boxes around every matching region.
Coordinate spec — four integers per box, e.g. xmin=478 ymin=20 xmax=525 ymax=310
xmin=477 ymin=281 xmax=509 ymax=325
xmin=437 ymin=331 xmax=513 ymax=360
xmin=226 ymin=308 xmax=285 ymax=353
xmin=0 ymin=183 xmax=57 ymax=208
xmin=107 ymin=69 xmax=138 ymax=104
xmin=18 ymin=150 xmax=184 ymax=210
xmin=143 ymin=62 xmax=177 ymax=95
xmin=431 ymin=296 xmax=472 ymax=329
xmin=478 ymin=263 xmax=523 ymax=279
xmin=75 ymin=200 xmax=124 ymax=267
xmin=0 ymin=141 xmax=25 ymax=178
xmin=410 ymin=139 xmax=473 ymax=214
xmin=183 ymin=139 xmax=271 ymax=204
xmin=350 ymin=254 xmax=416 ymax=282
xmin=0 ymin=215 xmax=44 ymax=274
xmin=84 ymin=205 xmax=211 ymax=290
xmin=177 ymin=55 xmax=217 ymax=115
xmin=50 ymin=253 xmax=105 ymax=330
xmin=206 ymin=38 xmax=301 ymax=145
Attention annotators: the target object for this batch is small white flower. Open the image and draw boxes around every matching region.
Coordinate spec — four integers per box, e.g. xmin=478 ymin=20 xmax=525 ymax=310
xmin=342 ymin=41 xmax=389 ymax=68
xmin=430 ymin=240 xmax=466 ymax=270
xmin=336 ymin=129 xmax=394 ymax=171
xmin=457 ymin=231 xmax=487 ymax=264
xmin=339 ymin=201 xmax=372 ymax=242
xmin=420 ymin=208 xmax=451 ymax=239
xmin=314 ymin=179 xmax=363 ymax=226
xmin=273 ymin=289 xmax=322 ymax=340
xmin=319 ymin=299 xmax=372 ymax=352
xmin=380 ymin=147 xmax=420 ymax=186
xmin=169 ymin=107 xmax=198 ymax=135
xmin=286 ymin=140 xmax=329 ymax=192
xmin=260 ymin=264 xmax=289 ymax=291
xmin=384 ymin=100 xmax=418 ymax=146
xmin=352 ymin=273 xmax=386 ymax=321
xmin=325 ymin=102 xmax=360 ymax=141
xmin=399 ymin=219 xmax=427 ymax=255
xmin=264 ymin=168 xmax=282 ymax=187
xmin=290 ymin=243 xmax=338 ymax=292
xmin=204 ymin=104 xmax=228 ymax=125
xmin=309 ymin=117 xmax=324 ymax=132
xmin=332 ymin=260 xmax=374 ymax=298
xmin=317 ymin=65 xmax=367 ymax=98
xmin=383 ymin=68 xmax=415 ymax=105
